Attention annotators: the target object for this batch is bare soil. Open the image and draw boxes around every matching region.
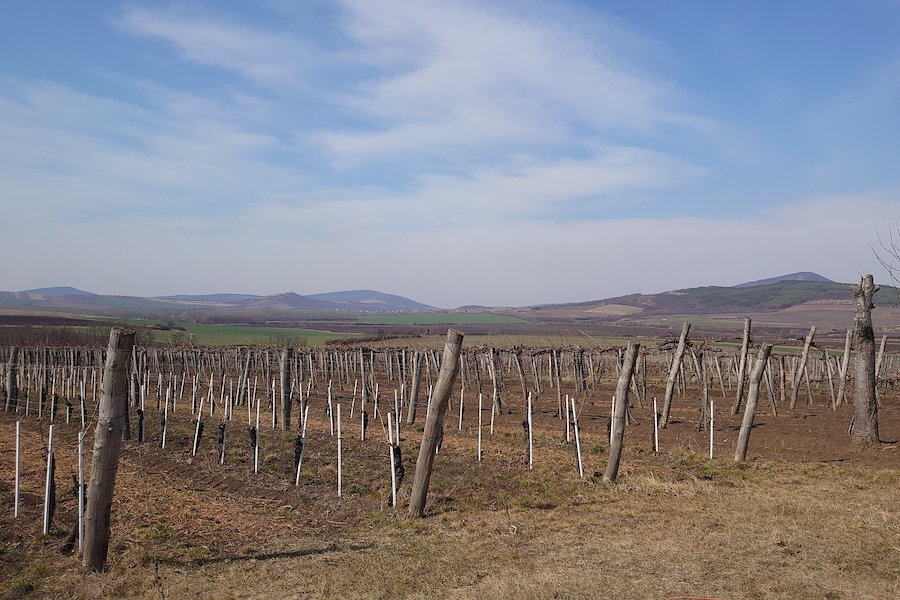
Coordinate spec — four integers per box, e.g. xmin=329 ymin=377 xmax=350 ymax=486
xmin=1 ymin=372 xmax=898 ymax=599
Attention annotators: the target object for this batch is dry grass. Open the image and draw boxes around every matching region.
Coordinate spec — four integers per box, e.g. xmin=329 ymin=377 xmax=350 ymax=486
xmin=2 ymin=394 xmax=899 ymax=599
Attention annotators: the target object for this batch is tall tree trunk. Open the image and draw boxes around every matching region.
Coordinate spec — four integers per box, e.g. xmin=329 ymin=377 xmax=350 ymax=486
xmin=409 ymin=330 xmax=464 ymax=518
xmin=851 ymin=274 xmax=880 ymax=447
xmin=83 ymin=328 xmax=135 ymax=572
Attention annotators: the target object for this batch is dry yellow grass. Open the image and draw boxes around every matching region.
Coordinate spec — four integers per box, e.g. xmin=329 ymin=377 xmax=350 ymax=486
xmin=2 ymin=388 xmax=899 ymax=600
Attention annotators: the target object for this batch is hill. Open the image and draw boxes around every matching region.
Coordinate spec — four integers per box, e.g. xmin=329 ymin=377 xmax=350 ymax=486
xmin=734 ymin=271 xmax=834 ymax=288
xmin=307 ymin=290 xmax=434 ymax=311
xmin=20 ymin=286 xmax=96 ymax=296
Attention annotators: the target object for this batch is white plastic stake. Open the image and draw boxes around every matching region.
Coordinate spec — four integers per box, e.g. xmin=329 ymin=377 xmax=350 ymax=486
xmin=78 ymin=430 xmax=84 ymax=553
xmin=527 ymin=392 xmax=534 ymax=469
xmin=653 ymin=397 xmax=659 ymax=454
xmin=388 ymin=413 xmax=397 ymax=507
xmin=14 ymin=421 xmax=21 ymax=518
xmin=337 ymin=404 xmax=342 ymax=497
xmin=572 ymin=397 xmax=583 ymax=478
xmin=192 ymin=399 xmax=204 ymax=456
xmin=709 ymin=398 xmax=714 ymax=459
xmin=43 ymin=425 xmax=54 ymax=535
xmin=161 ymin=391 xmax=169 ymax=449
xmin=254 ymin=399 xmax=261 ymax=474
xmin=477 ymin=393 xmax=483 ymax=461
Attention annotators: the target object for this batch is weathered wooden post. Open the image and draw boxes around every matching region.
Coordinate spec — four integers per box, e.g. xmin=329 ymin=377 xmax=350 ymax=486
xmin=406 ymin=352 xmax=423 ymax=425
xmin=603 ymin=340 xmax=639 ymax=482
xmin=731 ymin=318 xmax=751 ymax=415
xmin=851 ymin=274 xmax=880 ymax=447
xmin=660 ymin=322 xmax=690 ymax=428
xmin=835 ymin=329 xmax=852 ymax=408
xmin=5 ymin=347 xmax=19 ymax=411
xmin=734 ymin=344 xmax=773 ymax=462
xmin=789 ymin=326 xmax=816 ymax=409
xmin=408 ymin=330 xmax=464 ymax=518
xmin=83 ymin=327 xmax=135 ymax=571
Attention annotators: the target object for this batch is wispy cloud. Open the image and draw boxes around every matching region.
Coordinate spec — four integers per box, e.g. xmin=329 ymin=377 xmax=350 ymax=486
xmin=3 ymin=1 xmax=899 ymax=305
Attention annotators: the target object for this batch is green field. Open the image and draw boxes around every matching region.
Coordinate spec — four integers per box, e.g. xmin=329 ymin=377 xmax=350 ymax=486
xmin=358 ymin=313 xmax=531 ymax=325
xmin=152 ymin=323 xmax=354 ymax=346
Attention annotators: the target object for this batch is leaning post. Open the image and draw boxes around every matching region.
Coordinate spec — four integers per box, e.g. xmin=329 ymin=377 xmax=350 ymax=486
xmin=660 ymin=322 xmax=690 ymax=428
xmin=604 ymin=341 xmax=639 ymax=482
xmin=734 ymin=344 xmax=774 ymax=461
xmin=408 ymin=330 xmax=464 ymax=518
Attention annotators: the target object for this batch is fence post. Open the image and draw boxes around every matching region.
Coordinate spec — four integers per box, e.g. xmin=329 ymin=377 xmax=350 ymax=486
xmin=83 ymin=327 xmax=135 ymax=571
xmin=408 ymin=330 xmax=464 ymax=518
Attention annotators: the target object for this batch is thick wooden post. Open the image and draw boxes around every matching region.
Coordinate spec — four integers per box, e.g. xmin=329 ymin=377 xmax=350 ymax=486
xmin=660 ymin=322 xmax=690 ymax=428
xmin=83 ymin=328 xmax=135 ymax=572
xmin=734 ymin=344 xmax=773 ymax=462
xmin=604 ymin=341 xmax=639 ymax=482
xmin=408 ymin=330 xmax=464 ymax=518
xmin=789 ymin=326 xmax=816 ymax=409
xmin=851 ymin=274 xmax=880 ymax=447
xmin=731 ymin=318 xmax=751 ymax=415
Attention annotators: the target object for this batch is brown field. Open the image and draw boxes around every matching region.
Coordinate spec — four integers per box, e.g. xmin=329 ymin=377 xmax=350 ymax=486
xmin=1 ymin=343 xmax=899 ymax=600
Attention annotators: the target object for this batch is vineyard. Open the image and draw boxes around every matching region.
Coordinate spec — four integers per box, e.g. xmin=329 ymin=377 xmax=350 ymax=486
xmin=1 ymin=327 xmax=899 ymax=599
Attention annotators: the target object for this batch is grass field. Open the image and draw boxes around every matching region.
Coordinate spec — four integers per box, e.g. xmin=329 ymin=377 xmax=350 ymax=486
xmin=357 ymin=313 xmax=531 ymax=325
xmin=152 ymin=323 xmax=355 ymax=346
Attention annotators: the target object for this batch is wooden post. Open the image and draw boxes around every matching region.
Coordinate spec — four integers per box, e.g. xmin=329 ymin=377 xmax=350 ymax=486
xmin=789 ymin=326 xmax=816 ymax=409
xmin=84 ymin=327 xmax=135 ymax=572
xmin=836 ymin=329 xmax=852 ymax=408
xmin=406 ymin=352 xmax=423 ymax=425
xmin=661 ymin=323 xmax=690 ymax=428
xmin=851 ymin=274 xmax=880 ymax=446
xmin=408 ymin=330 xmax=464 ymax=518
xmin=603 ymin=341 xmax=639 ymax=482
xmin=731 ymin=318 xmax=751 ymax=415
xmin=734 ymin=344 xmax=773 ymax=462
xmin=5 ymin=347 xmax=19 ymax=411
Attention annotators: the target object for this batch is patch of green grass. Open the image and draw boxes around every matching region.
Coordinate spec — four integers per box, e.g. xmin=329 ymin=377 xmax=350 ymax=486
xmin=152 ymin=323 xmax=354 ymax=346
xmin=357 ymin=313 xmax=532 ymax=325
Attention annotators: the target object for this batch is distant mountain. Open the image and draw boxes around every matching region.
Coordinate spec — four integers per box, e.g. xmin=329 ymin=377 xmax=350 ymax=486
xmin=159 ymin=293 xmax=260 ymax=304
xmin=308 ymin=290 xmax=433 ymax=311
xmin=245 ymin=292 xmax=336 ymax=311
xmin=22 ymin=286 xmax=96 ymax=296
xmin=571 ymin=279 xmax=899 ymax=317
xmin=734 ymin=272 xmax=833 ymax=288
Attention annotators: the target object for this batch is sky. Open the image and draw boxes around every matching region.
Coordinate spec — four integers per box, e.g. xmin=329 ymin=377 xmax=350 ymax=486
xmin=2 ymin=0 xmax=900 ymax=308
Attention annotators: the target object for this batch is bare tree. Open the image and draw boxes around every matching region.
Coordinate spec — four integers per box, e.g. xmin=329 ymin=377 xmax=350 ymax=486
xmin=850 ymin=275 xmax=879 ymax=447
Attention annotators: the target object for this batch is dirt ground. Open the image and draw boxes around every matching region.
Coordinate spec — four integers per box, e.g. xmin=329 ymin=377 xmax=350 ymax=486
xmin=1 ymin=368 xmax=898 ymax=599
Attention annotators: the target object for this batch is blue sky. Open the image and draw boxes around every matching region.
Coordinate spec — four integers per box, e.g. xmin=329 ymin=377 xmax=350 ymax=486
xmin=2 ymin=1 xmax=899 ymax=308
